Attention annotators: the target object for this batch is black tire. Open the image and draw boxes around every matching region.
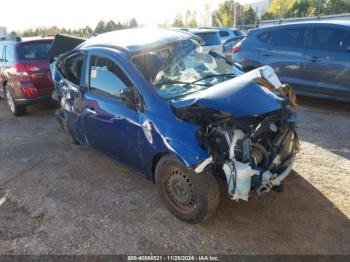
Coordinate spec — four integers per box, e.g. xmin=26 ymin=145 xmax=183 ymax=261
xmin=155 ymin=155 xmax=220 ymax=224
xmin=5 ymin=87 xmax=27 ymax=116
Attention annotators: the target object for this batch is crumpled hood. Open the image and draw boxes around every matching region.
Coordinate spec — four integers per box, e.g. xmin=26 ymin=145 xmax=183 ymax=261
xmin=171 ymin=68 xmax=285 ymax=117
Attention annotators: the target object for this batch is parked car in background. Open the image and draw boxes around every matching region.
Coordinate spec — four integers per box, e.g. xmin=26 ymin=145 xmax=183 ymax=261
xmin=50 ymin=28 xmax=298 ymax=224
xmin=203 ymin=27 xmax=245 ymax=43
xmin=186 ymin=29 xmax=222 ymax=54
xmin=222 ymin=37 xmax=244 ymax=59
xmin=233 ymin=21 xmax=350 ymax=102
xmin=0 ymin=36 xmax=54 ymax=115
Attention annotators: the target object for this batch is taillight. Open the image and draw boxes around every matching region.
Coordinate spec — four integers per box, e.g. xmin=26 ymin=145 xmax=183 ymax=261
xmin=11 ymin=64 xmax=30 ymax=81
xmin=21 ymin=87 xmax=39 ymax=98
xmin=232 ymin=45 xmax=241 ymax=54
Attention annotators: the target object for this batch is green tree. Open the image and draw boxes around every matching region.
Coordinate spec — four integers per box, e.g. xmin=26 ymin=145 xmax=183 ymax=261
xmin=212 ymin=0 xmax=234 ymax=27
xmin=128 ymin=18 xmax=139 ymax=28
xmin=261 ymin=11 xmax=275 ymax=20
xmin=172 ymin=14 xmax=185 ymax=27
xmin=285 ymin=0 xmax=311 ymax=17
xmin=94 ymin=20 xmax=106 ymax=34
xmin=324 ymin=0 xmax=350 ymax=15
xmin=268 ymin=0 xmax=297 ymax=18
xmin=187 ymin=11 xmax=198 ymax=28
xmin=105 ymin=20 xmax=117 ymax=32
xmin=243 ymin=6 xmax=257 ymax=26
xmin=211 ymin=1 xmax=248 ymax=27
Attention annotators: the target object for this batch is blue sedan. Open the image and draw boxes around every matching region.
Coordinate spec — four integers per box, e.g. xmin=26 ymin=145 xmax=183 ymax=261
xmin=51 ymin=28 xmax=298 ymax=223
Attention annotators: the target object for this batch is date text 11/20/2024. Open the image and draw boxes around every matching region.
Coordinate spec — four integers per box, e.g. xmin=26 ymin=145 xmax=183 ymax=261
xmin=127 ymin=255 xmax=219 ymax=261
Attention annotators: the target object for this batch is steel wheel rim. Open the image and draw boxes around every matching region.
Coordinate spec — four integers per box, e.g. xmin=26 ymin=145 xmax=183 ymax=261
xmin=6 ymin=89 xmax=15 ymax=113
xmin=164 ymin=166 xmax=197 ymax=213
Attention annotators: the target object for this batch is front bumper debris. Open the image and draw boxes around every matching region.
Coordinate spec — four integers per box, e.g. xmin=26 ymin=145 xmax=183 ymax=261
xmin=257 ymin=156 xmax=295 ymax=196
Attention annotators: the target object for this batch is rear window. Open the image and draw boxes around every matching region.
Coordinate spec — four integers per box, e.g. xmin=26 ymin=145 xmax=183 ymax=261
xmin=16 ymin=41 xmax=52 ymax=61
xmin=233 ymin=30 xmax=244 ymax=37
xmin=196 ymin=32 xmax=221 ymax=46
xmin=219 ymin=31 xmax=230 ymax=37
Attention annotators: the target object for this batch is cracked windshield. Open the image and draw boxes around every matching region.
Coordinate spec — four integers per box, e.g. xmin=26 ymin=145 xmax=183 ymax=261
xmin=133 ymin=39 xmax=242 ymax=100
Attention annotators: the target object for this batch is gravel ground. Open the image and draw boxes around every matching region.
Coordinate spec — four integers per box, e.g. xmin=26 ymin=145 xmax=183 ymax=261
xmin=0 ymin=97 xmax=349 ymax=255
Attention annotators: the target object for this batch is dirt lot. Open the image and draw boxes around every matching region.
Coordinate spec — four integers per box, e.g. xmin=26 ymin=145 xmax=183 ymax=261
xmin=0 ymin=97 xmax=349 ymax=255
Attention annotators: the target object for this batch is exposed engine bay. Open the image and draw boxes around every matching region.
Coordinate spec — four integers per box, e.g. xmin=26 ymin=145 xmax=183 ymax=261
xmin=174 ymin=105 xmax=299 ymax=201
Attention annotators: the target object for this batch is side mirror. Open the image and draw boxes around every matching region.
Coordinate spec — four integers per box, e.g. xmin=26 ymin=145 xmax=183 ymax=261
xmin=119 ymin=87 xmax=136 ymax=105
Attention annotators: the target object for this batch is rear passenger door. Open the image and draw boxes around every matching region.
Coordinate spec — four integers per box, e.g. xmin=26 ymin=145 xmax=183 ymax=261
xmin=82 ymin=50 xmax=144 ymax=171
xmin=260 ymin=27 xmax=307 ymax=87
xmin=303 ymin=26 xmax=350 ymax=98
xmin=58 ymin=51 xmax=86 ymax=143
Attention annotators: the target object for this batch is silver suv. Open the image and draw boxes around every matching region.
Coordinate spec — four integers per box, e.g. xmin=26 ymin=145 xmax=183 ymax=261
xmin=233 ymin=21 xmax=350 ymax=102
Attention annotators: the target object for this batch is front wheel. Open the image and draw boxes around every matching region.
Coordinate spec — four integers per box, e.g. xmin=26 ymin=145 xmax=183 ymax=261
xmin=155 ymin=155 xmax=220 ymax=224
xmin=5 ymin=88 xmax=26 ymax=116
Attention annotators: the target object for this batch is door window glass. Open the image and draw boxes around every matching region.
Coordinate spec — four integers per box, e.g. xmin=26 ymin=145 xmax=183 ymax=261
xmin=89 ymin=55 xmax=132 ymax=99
xmin=312 ymin=28 xmax=350 ymax=51
xmin=271 ymin=28 xmax=305 ymax=48
xmin=64 ymin=53 xmax=84 ymax=85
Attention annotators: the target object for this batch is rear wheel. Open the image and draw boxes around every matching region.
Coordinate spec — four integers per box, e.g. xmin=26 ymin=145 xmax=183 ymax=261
xmin=155 ymin=155 xmax=220 ymax=224
xmin=5 ymin=88 xmax=26 ymax=116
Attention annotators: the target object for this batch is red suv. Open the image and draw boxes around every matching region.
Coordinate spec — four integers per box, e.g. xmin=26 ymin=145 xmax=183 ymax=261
xmin=0 ymin=36 xmax=54 ymax=115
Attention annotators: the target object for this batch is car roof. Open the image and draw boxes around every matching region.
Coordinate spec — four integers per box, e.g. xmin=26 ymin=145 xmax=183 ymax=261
xmin=80 ymin=28 xmax=200 ymax=55
xmin=257 ymin=20 xmax=350 ymax=31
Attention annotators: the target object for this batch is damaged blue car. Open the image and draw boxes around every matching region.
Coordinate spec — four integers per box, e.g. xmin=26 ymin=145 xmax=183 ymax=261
xmin=50 ymin=28 xmax=299 ymax=224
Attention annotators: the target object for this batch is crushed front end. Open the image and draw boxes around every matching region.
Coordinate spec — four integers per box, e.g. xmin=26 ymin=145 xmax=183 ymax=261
xmin=178 ymin=106 xmax=299 ymax=201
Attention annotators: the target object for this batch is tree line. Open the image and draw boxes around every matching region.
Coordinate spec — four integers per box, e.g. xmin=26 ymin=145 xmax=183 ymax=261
xmin=9 ymin=0 xmax=350 ymax=37
xmin=171 ymin=2 xmax=257 ymax=29
xmin=12 ymin=18 xmax=139 ymax=37
xmin=262 ymin=0 xmax=350 ymax=20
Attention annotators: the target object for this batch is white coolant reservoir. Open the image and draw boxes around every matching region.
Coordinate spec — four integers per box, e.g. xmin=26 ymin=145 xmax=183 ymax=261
xmin=233 ymin=161 xmax=259 ymax=201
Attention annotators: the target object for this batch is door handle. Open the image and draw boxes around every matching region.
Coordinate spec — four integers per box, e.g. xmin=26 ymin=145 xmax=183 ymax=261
xmin=307 ymin=56 xmax=320 ymax=62
xmin=84 ymin=108 xmax=97 ymax=115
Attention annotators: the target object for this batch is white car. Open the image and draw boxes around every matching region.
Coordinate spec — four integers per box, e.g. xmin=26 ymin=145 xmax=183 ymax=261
xmin=187 ymin=29 xmax=223 ymax=54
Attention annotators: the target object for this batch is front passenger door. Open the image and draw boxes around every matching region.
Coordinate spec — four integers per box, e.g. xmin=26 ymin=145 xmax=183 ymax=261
xmin=83 ymin=53 xmax=144 ymax=171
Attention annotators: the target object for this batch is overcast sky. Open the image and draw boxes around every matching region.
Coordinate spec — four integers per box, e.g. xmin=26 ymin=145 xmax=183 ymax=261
xmin=1 ymin=0 xmax=254 ymax=32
